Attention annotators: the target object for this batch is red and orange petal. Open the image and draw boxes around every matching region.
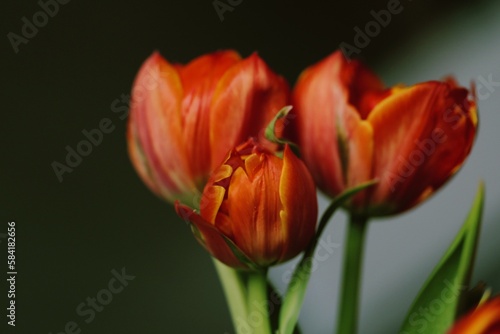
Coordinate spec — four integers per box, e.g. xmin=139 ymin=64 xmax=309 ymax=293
xmin=221 ymin=152 xmax=285 ymax=266
xmin=278 ymin=145 xmax=318 ymax=262
xmin=292 ymin=56 xmax=346 ymax=197
xmin=209 ymin=53 xmax=290 ymax=170
xmin=337 ymin=54 xmax=386 ymax=119
xmin=448 ymin=297 xmax=500 ymax=334
xmin=344 ymin=119 xmax=374 ymax=210
xmin=128 ymin=52 xmax=196 ymax=201
xmin=175 ymin=202 xmax=249 ymax=269
xmin=200 ymin=183 xmax=226 ymax=225
xmin=291 ymin=50 xmax=384 ymax=202
xmin=175 ymin=51 xmax=241 ymax=178
xmin=396 ymin=84 xmax=476 ymax=212
xmin=368 ymin=81 xmax=477 ymax=214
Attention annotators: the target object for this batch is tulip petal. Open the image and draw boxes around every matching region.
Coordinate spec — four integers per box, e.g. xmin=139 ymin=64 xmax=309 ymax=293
xmin=200 ymin=184 xmax=226 ymax=225
xmin=175 ymin=202 xmax=250 ymax=269
xmin=127 ymin=125 xmax=160 ymax=194
xmin=225 ymin=155 xmax=284 ymax=266
xmin=338 ymin=54 xmax=386 ymax=119
xmin=403 ymin=88 xmax=477 ymax=211
xmin=176 ymin=51 xmax=241 ymax=179
xmin=344 ymin=119 xmax=374 ymax=209
xmin=292 ymin=52 xmax=357 ymax=196
xmin=243 ymin=152 xmax=263 ymax=181
xmin=128 ymin=52 xmax=195 ymax=202
xmin=278 ymin=145 xmax=318 ymax=262
xmin=368 ymin=81 xmax=477 ymax=214
xmin=209 ymin=53 xmax=289 ymax=170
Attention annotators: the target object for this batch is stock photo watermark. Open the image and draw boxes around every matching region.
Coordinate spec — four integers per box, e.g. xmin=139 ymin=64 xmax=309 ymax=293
xmin=281 ymin=234 xmax=342 ymax=286
xmin=476 ymin=72 xmax=500 ymax=100
xmin=229 ymin=289 xmax=281 ymax=334
xmin=385 ymin=69 xmax=498 ymax=191
xmin=386 ymin=127 xmax=448 ymax=192
xmin=213 ymin=0 xmax=243 ymax=22
xmin=7 ymin=0 xmax=72 ymax=54
xmin=50 ymin=119 xmax=116 ymax=182
xmin=48 ymin=267 xmax=135 ymax=334
xmin=51 ymin=60 xmax=164 ymax=183
xmin=339 ymin=0 xmax=407 ymax=60
xmin=400 ymin=279 xmax=466 ymax=334
xmin=5 ymin=222 xmax=16 ymax=327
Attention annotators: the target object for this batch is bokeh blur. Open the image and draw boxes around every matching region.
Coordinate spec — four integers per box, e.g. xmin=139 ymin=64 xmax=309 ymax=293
xmin=1 ymin=0 xmax=499 ymax=333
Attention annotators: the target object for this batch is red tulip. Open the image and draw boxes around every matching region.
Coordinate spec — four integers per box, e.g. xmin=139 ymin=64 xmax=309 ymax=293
xmin=127 ymin=51 xmax=289 ymax=204
xmin=291 ymin=50 xmax=478 ymax=216
xmin=175 ymin=139 xmax=318 ymax=269
xmin=448 ymin=297 xmax=500 ymax=333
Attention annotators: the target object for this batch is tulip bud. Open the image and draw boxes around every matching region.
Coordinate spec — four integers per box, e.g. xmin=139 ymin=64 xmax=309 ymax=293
xmin=127 ymin=51 xmax=289 ymax=205
xmin=447 ymin=296 xmax=500 ymax=333
xmin=291 ymin=50 xmax=478 ymax=217
xmin=176 ymin=139 xmax=318 ymax=269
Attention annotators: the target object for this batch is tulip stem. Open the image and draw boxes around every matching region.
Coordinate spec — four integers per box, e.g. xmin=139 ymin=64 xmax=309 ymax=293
xmin=247 ymin=270 xmax=272 ymax=334
xmin=213 ymin=259 xmax=249 ymax=334
xmin=336 ymin=214 xmax=368 ymax=334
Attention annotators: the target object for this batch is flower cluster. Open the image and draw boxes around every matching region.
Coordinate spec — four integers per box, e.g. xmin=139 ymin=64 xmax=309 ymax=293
xmin=126 ymin=49 xmax=488 ymax=334
xmin=127 ymin=49 xmax=477 ymax=270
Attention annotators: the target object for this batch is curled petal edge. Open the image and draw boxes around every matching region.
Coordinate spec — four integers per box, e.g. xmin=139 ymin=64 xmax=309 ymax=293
xmin=175 ymin=202 xmax=257 ymax=270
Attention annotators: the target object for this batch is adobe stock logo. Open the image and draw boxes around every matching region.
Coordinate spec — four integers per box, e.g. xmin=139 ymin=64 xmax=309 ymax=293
xmin=339 ymin=0 xmax=405 ymax=60
xmin=48 ymin=268 xmax=135 ymax=334
xmin=51 ymin=119 xmax=115 ymax=183
xmin=7 ymin=0 xmax=71 ymax=54
xmin=213 ymin=0 xmax=243 ymax=22
xmin=51 ymin=57 xmax=169 ymax=183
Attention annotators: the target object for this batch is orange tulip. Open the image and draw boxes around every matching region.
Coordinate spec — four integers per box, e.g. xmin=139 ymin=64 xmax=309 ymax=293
xmin=448 ymin=297 xmax=500 ymax=333
xmin=175 ymin=139 xmax=318 ymax=269
xmin=127 ymin=51 xmax=289 ymax=204
xmin=291 ymin=50 xmax=478 ymax=217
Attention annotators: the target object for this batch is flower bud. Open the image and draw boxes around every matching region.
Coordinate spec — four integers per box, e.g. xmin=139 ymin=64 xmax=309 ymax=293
xmin=176 ymin=139 xmax=318 ymax=269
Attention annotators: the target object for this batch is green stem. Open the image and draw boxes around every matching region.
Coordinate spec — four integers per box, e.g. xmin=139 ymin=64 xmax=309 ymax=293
xmin=247 ymin=270 xmax=272 ymax=334
xmin=212 ymin=258 xmax=248 ymax=334
xmin=277 ymin=181 xmax=377 ymax=334
xmin=336 ymin=214 xmax=369 ymax=334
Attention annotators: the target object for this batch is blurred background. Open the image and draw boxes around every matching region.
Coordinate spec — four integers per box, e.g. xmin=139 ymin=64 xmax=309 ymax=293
xmin=1 ymin=0 xmax=499 ymax=333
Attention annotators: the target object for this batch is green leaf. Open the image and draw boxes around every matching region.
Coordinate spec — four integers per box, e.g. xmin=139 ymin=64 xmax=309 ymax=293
xmin=399 ymin=182 xmax=485 ymax=334
xmin=264 ymin=106 xmax=300 ymax=156
xmin=278 ymin=180 xmax=378 ymax=334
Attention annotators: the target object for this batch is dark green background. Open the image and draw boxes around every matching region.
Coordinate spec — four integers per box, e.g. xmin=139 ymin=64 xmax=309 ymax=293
xmin=1 ymin=0 xmax=494 ymax=333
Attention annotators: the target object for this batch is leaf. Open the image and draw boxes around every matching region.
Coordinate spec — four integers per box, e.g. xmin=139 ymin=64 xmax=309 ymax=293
xmin=264 ymin=106 xmax=301 ymax=156
xmin=278 ymin=180 xmax=378 ymax=334
xmin=399 ymin=182 xmax=485 ymax=334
